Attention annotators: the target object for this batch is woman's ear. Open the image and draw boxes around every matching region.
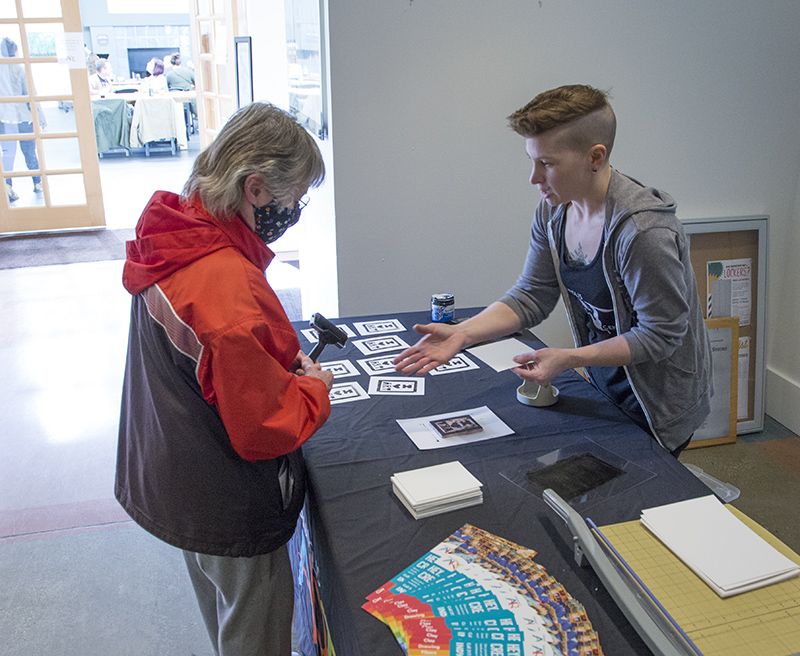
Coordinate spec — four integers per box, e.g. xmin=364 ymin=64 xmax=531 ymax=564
xmin=242 ymin=173 xmax=270 ymax=207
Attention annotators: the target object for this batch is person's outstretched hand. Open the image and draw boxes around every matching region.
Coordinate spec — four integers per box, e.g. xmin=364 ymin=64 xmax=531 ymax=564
xmin=393 ymin=323 xmax=467 ymax=375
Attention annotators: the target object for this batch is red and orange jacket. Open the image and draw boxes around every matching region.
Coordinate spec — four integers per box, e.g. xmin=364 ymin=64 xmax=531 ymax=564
xmin=115 ymin=191 xmax=330 ymax=557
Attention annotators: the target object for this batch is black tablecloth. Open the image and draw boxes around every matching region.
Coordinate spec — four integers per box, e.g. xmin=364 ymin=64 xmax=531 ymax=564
xmin=293 ymin=309 xmax=710 ymax=656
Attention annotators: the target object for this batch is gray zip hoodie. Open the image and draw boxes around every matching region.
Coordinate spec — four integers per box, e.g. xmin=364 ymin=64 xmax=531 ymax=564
xmin=501 ymin=169 xmax=713 ymax=452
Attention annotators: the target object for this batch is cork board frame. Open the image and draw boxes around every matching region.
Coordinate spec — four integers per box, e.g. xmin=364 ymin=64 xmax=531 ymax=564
xmin=683 ymin=216 xmax=768 ymax=435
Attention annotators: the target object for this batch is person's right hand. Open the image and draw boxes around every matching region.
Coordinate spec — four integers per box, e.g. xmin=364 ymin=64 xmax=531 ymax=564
xmin=393 ymin=323 xmax=467 ymax=375
xmin=294 ymin=352 xmax=334 ymax=391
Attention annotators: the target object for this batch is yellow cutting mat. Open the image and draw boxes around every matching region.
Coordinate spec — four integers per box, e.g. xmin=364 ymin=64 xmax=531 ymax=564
xmin=600 ymin=506 xmax=800 ymax=655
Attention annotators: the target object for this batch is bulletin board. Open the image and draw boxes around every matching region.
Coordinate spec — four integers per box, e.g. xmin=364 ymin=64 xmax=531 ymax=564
xmin=683 ymin=216 xmax=768 ymax=434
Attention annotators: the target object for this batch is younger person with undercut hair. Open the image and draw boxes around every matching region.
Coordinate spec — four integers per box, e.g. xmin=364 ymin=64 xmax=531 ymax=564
xmin=395 ymin=84 xmax=712 ymax=457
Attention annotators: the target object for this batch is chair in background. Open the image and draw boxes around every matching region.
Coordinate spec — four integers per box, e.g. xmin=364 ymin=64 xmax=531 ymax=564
xmin=129 ymin=96 xmax=185 ymax=156
xmin=91 ymin=97 xmax=131 ymax=157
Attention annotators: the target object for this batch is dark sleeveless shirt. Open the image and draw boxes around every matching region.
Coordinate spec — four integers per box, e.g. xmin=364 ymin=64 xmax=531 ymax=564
xmin=559 ymin=218 xmax=649 ymax=432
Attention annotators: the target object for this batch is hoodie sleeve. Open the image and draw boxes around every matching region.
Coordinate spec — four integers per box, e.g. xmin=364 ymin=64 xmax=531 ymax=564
xmin=201 ymin=317 xmax=331 ymax=462
xmin=617 ymin=223 xmax=691 ymax=364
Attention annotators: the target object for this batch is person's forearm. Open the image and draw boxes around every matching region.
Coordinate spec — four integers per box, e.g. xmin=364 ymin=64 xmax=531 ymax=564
xmin=456 ymin=301 xmax=523 ymax=348
xmin=564 ymin=335 xmax=632 ymax=370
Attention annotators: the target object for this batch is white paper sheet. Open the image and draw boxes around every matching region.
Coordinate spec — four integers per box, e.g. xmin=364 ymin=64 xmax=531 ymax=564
xmin=466 ymin=338 xmax=534 ymax=372
xmin=391 ymin=461 xmax=482 ymax=506
xmin=357 ymin=354 xmax=398 ymax=376
xmin=353 ymin=318 xmax=406 ymax=336
xmin=320 ymin=359 xmax=360 ymax=378
xmin=352 ymin=334 xmax=410 ymax=355
xmin=368 ymin=376 xmax=425 ymax=396
xmin=396 ymin=406 xmax=514 ymax=450
xmin=301 ymin=324 xmax=356 ymax=343
xmin=641 ymin=495 xmax=800 ymax=596
xmin=328 ymin=381 xmax=369 ymax=405
xmin=429 ymin=353 xmax=480 ymax=375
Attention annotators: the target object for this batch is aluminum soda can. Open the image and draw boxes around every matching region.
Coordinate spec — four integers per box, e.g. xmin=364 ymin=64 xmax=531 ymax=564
xmin=431 ymin=293 xmax=455 ymax=323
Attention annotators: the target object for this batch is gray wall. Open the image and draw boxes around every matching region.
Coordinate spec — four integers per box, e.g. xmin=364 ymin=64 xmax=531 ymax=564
xmin=325 ymin=1 xmax=800 ymax=431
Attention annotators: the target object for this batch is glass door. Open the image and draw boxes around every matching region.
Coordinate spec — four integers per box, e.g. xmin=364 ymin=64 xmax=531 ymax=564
xmin=0 ymin=0 xmax=104 ymax=233
xmin=190 ymin=0 xmax=237 ymax=148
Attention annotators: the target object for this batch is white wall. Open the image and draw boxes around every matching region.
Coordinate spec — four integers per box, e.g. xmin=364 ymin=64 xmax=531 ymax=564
xmin=323 ymin=0 xmax=800 ymax=431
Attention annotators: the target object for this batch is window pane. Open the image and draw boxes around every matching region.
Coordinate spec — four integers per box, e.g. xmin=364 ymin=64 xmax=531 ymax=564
xmin=200 ymin=57 xmax=213 ymax=93
xmin=48 ymin=173 xmax=86 ymax=206
xmin=0 ymin=65 xmax=27 ymax=99
xmin=4 ymin=175 xmax=44 ymax=207
xmin=21 ymin=0 xmax=62 ymax=18
xmin=199 ymin=22 xmax=212 ymax=55
xmin=41 ymin=137 xmax=81 ymax=170
xmin=27 ymin=23 xmax=63 ymax=58
xmin=0 ymin=125 xmax=40 ymax=181
xmin=214 ymin=21 xmax=227 ymax=64
xmin=0 ymin=24 xmax=22 ymax=54
xmin=40 ymin=100 xmax=76 ymax=133
xmin=216 ymin=62 xmax=229 ymax=96
xmin=31 ymin=62 xmax=72 ymax=96
xmin=203 ymin=97 xmax=216 ymax=128
xmin=0 ymin=0 xmax=17 ymax=19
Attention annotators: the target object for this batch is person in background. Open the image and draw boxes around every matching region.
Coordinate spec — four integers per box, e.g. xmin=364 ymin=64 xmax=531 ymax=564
xmin=166 ymin=52 xmax=197 ymax=123
xmin=394 ymin=84 xmax=713 ymax=458
xmin=85 ymin=45 xmax=99 ymax=75
xmin=116 ymin=102 xmax=332 ymax=656
xmin=166 ymin=52 xmax=195 ymax=90
xmin=88 ymin=58 xmax=114 ymax=96
xmin=140 ymin=58 xmax=169 ymax=95
xmin=0 ymin=37 xmax=46 ymax=200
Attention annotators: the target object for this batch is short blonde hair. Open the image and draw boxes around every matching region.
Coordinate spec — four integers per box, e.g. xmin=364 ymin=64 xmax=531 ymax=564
xmin=182 ymin=103 xmax=325 ymax=220
xmin=508 ymin=84 xmax=616 ymax=157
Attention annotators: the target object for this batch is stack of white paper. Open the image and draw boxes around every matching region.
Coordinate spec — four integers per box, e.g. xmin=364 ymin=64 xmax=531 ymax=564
xmin=391 ymin=461 xmax=483 ymax=520
xmin=641 ymin=495 xmax=800 ymax=597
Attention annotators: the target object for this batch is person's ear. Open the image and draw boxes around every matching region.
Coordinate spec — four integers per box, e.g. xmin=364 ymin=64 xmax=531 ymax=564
xmin=589 ymin=144 xmax=607 ymax=172
xmin=242 ymin=173 xmax=270 ymax=207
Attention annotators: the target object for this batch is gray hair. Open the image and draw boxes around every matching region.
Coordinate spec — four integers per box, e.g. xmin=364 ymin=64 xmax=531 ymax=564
xmin=181 ymin=103 xmax=325 ymax=220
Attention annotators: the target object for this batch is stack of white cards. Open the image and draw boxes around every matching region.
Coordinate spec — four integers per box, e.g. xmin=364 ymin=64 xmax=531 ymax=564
xmin=641 ymin=495 xmax=800 ymax=597
xmin=391 ymin=461 xmax=483 ymax=520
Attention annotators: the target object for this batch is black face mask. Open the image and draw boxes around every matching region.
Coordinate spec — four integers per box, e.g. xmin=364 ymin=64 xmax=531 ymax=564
xmin=252 ymin=199 xmax=302 ymax=244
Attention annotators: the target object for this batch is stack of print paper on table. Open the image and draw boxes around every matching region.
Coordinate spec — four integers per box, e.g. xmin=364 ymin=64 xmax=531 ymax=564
xmin=363 ymin=524 xmax=603 ymax=655
xmin=640 ymin=495 xmax=800 ymax=597
xmin=391 ymin=461 xmax=483 ymax=519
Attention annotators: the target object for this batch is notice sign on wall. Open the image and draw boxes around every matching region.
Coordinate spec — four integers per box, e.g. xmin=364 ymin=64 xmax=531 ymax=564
xmin=707 ymin=258 xmax=752 ymax=326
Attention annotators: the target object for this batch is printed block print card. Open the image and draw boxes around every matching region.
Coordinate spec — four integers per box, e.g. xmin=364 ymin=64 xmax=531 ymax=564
xmin=368 ymin=377 xmax=425 ymax=396
xmin=363 ymin=524 xmax=604 ymax=656
xmin=357 ymin=354 xmax=398 ymax=376
xmin=429 ymin=353 xmax=480 ymax=376
xmin=397 ymin=406 xmax=514 ymax=450
xmin=354 ymin=318 xmax=406 ymax=336
xmin=320 ymin=359 xmax=360 ymax=378
xmin=329 ymin=381 xmax=369 ymax=405
xmin=301 ymin=324 xmax=356 ymax=344
xmin=352 ymin=334 xmax=410 ymax=356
